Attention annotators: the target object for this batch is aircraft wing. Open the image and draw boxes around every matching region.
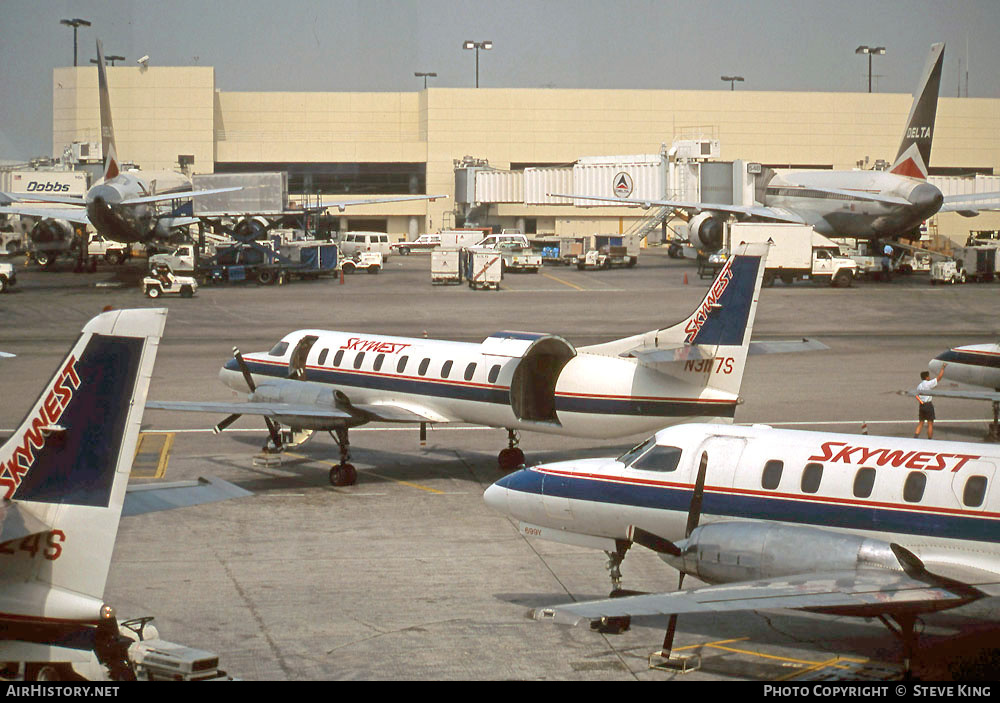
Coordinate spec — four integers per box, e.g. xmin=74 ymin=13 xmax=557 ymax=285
xmin=314 ymin=194 xmax=449 ymax=212
xmin=624 ymin=338 xmax=828 ymax=363
xmin=940 ymin=191 xmax=1000 ymax=214
xmin=348 ymin=402 xmax=451 ymax=423
xmin=122 ymin=476 xmax=252 ymax=517
xmin=146 ymin=399 xmax=355 ymax=419
xmin=548 ymin=192 xmax=808 ymax=224
xmin=121 ymin=186 xmax=243 ymax=206
xmin=0 ymin=204 xmax=91 ymax=225
xmin=531 ymin=569 xmax=985 ymax=627
xmin=1 ymin=192 xmax=85 ymax=206
xmin=906 ymin=388 xmax=1000 ymax=403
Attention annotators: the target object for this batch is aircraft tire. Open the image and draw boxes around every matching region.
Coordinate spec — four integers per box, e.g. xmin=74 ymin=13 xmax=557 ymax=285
xmin=330 ymin=464 xmax=357 ymax=486
xmin=498 ymin=447 xmax=525 ymax=472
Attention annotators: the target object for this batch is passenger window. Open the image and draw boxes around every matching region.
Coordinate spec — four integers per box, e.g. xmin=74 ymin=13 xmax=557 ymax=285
xmin=317 ymin=349 xmax=329 ymax=366
xmin=373 ymin=354 xmax=385 ymax=371
xmin=418 ymin=358 xmax=430 ymax=376
xmin=801 ymin=463 xmax=823 ymax=494
xmin=963 ymin=475 xmax=988 ymax=508
xmin=630 ymin=445 xmax=682 ymax=472
xmin=488 ymin=364 xmax=501 ymax=383
xmin=353 ymin=353 xmax=365 ymax=370
xmin=333 ymin=349 xmax=344 ymax=367
xmin=761 ymin=460 xmax=783 ymax=490
xmin=397 ymin=356 xmax=408 ymax=373
xmin=441 ymin=360 xmax=453 ymax=378
xmin=269 ymin=341 xmax=289 ymax=356
xmin=465 ymin=362 xmax=477 ymax=381
xmin=853 ymin=468 xmax=876 ymax=498
xmin=903 ymin=472 xmax=927 ymax=503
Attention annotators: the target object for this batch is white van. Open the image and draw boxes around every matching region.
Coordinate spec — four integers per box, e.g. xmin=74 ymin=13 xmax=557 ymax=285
xmin=339 ymin=231 xmax=392 ymax=259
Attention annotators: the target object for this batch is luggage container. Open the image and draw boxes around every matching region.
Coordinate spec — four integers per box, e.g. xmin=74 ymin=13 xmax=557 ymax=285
xmin=465 ymin=250 xmax=502 ymax=290
xmin=431 ymin=249 xmax=462 ymax=285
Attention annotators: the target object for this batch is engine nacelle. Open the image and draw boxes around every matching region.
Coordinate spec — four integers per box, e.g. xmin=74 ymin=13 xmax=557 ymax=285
xmin=672 ymin=522 xmax=899 ymax=585
xmin=687 ymin=212 xmax=726 ymax=251
xmin=29 ymin=219 xmax=75 ymax=252
xmin=234 ymin=216 xmax=271 ymax=240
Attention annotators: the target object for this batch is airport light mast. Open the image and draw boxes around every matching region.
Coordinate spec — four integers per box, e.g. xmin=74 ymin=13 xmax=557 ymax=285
xmin=721 ymin=75 xmax=744 ymax=91
xmin=414 ymin=72 xmax=437 ymax=89
xmin=856 ymin=45 xmax=886 ymax=93
xmin=60 ymin=18 xmax=92 ymax=67
xmin=462 ymin=40 xmax=493 ymax=88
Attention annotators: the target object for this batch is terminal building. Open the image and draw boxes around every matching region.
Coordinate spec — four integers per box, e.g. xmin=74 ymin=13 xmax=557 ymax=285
xmin=49 ymin=63 xmax=1000 ymax=243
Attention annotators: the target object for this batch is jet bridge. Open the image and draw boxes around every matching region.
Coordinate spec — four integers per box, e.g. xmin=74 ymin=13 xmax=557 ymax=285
xmin=480 ymin=332 xmax=577 ymax=425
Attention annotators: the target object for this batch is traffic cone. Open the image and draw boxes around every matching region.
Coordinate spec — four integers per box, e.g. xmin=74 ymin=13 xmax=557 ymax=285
xmin=683 ymin=272 xmax=688 ymax=285
xmin=861 ymin=421 xmax=869 ymax=435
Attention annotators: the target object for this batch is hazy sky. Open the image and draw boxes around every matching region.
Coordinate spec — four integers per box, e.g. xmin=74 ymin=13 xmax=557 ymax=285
xmin=2 ymin=0 xmax=998 ymax=160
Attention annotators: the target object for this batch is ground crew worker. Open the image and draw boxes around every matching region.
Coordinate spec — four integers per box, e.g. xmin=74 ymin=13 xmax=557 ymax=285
xmin=914 ymin=363 xmax=946 ymax=439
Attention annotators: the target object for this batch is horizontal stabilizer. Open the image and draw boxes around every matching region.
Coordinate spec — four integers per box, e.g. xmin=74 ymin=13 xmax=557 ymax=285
xmin=122 ymin=476 xmax=252 ymax=517
xmin=0 ymin=503 xmax=53 ymax=544
xmin=625 ymin=338 xmax=828 ymax=364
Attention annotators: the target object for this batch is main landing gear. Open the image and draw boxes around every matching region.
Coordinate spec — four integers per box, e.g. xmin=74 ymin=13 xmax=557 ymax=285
xmin=497 ymin=428 xmax=525 ymax=472
xmin=328 ymin=427 xmax=357 ymax=487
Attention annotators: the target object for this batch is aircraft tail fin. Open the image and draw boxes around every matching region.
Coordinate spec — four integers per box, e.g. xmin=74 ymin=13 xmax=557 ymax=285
xmin=581 ymin=242 xmax=768 ymax=397
xmin=0 ymin=308 xmax=166 ymax=604
xmin=96 ymin=40 xmax=120 ymax=181
xmin=889 ymin=43 xmax=945 ymax=180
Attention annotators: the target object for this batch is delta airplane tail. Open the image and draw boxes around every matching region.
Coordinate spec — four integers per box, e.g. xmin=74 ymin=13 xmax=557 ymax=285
xmin=96 ymin=40 xmax=120 ymax=182
xmin=580 ymin=241 xmax=768 ymax=398
xmin=889 ymin=43 xmax=945 ymax=180
xmin=0 ymin=308 xmax=165 ymax=622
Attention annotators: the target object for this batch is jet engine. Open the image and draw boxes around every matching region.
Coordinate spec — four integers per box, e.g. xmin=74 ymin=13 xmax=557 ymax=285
xmin=28 ymin=219 xmax=77 ymax=266
xmin=234 ymin=216 xmax=271 ymax=240
xmin=687 ymin=212 xmax=726 ymax=251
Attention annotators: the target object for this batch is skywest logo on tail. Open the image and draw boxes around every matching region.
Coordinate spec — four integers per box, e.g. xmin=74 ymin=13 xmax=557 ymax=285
xmin=0 ymin=356 xmax=81 ymax=499
xmin=684 ymin=258 xmax=734 ymax=343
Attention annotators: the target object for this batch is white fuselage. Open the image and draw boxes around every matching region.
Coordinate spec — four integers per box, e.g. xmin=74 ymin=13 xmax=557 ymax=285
xmin=765 ymin=170 xmax=943 ymax=239
xmin=485 ymin=423 xmax=1000 ymax=560
xmin=87 ymin=170 xmax=192 ymax=243
xmin=223 ymin=329 xmax=741 ymax=440
xmin=930 ymin=343 xmax=1000 ymax=391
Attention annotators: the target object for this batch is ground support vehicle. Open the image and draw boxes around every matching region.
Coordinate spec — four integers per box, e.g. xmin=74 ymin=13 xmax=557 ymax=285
xmin=340 ymin=251 xmax=383 ymax=274
xmin=0 ymin=262 xmax=16 ymax=293
xmin=143 ymin=266 xmax=198 ymax=298
xmin=431 ymin=248 xmax=462 ymax=284
xmin=1 ymin=617 xmax=231 ymax=681
xmin=469 ymin=232 xmax=541 ymax=273
xmin=531 ymin=236 xmax=584 ymax=265
xmin=576 ymin=246 xmax=638 ymax=270
xmin=150 ymin=238 xmax=339 ymax=285
xmin=464 ymin=249 xmax=502 ymax=290
xmin=700 ymin=223 xmax=856 ymax=288
xmin=930 ymin=259 xmax=967 ymax=285
xmin=953 ymin=243 xmax=1000 ymax=282
xmin=0 ymin=231 xmax=25 ymax=256
xmin=897 ymin=250 xmax=933 ymax=275
xmin=391 ymin=233 xmax=441 ymax=255
xmin=87 ymin=235 xmax=131 ymax=265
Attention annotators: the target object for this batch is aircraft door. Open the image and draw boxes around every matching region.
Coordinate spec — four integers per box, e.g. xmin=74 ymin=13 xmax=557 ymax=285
xmin=289 ymin=335 xmax=319 ymax=380
xmin=693 ymin=435 xmax=746 ymax=495
xmin=509 ymin=336 xmax=576 ymax=425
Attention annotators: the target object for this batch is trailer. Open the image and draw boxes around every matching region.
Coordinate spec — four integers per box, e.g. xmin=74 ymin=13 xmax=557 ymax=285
xmin=575 ymin=234 xmax=640 ymax=270
xmin=954 ymin=243 xmax=1000 ymax=282
xmin=531 ymin=236 xmax=584 ymax=265
xmin=464 ymin=250 xmax=502 ymax=290
xmin=431 ymin=248 xmax=463 ymax=284
xmin=149 ymin=238 xmax=339 ymax=285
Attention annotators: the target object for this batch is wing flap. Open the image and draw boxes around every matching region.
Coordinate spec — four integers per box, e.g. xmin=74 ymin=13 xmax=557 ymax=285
xmin=146 ymin=399 xmax=354 ymax=419
xmin=0 ymin=205 xmax=91 ymax=224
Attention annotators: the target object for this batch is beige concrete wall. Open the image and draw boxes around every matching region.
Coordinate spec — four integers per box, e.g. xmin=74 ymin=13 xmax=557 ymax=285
xmin=52 ymin=68 xmax=1000 ymax=241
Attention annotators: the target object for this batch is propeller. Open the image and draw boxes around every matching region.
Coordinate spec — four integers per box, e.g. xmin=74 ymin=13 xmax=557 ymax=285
xmin=213 ymin=346 xmax=283 ymax=450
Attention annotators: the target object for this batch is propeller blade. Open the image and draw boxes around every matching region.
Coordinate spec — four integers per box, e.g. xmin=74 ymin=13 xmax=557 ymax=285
xmin=661 ymin=613 xmax=679 ymax=659
xmin=685 ymin=451 xmax=709 ymax=539
xmin=232 ymin=347 xmax=257 ymax=392
xmin=213 ymin=413 xmax=242 ymax=434
xmin=629 ymin=526 xmax=681 ymax=557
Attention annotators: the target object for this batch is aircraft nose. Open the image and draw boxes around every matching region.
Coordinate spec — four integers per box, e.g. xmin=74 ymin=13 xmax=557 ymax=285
xmin=910 ymin=183 xmax=943 ymax=213
xmin=483 ymin=482 xmax=509 ymax=515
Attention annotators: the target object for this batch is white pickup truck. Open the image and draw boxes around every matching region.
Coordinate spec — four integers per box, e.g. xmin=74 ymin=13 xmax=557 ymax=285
xmin=0 ymin=261 xmax=16 ymax=293
xmin=88 ymin=235 xmax=131 ymax=265
xmin=470 ymin=233 xmax=541 ymax=273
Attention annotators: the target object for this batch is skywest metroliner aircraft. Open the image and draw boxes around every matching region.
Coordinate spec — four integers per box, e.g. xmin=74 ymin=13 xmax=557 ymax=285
xmin=485 ymin=422 xmax=1000 ymax=675
xmin=556 ymin=43 xmax=1000 ymax=252
xmin=146 ymin=242 xmax=818 ymax=486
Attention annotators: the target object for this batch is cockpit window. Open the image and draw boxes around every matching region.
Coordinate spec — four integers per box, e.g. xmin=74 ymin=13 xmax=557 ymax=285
xmin=269 ymin=341 xmax=289 ymax=356
xmin=630 ymin=445 xmax=683 ymax=472
xmin=617 ymin=437 xmax=657 ymax=465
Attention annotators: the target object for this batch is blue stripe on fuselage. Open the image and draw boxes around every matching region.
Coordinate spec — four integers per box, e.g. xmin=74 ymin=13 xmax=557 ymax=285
xmin=235 ymin=358 xmax=737 ymax=418
xmin=936 ymin=350 xmax=1000 ymax=370
xmin=498 ymin=468 xmax=1000 ymax=544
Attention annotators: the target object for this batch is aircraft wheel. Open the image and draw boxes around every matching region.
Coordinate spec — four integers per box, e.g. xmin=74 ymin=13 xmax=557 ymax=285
xmin=180 ymin=285 xmax=194 ymax=298
xmin=498 ymin=447 xmax=525 ymax=472
xmin=330 ymin=463 xmax=357 ymax=486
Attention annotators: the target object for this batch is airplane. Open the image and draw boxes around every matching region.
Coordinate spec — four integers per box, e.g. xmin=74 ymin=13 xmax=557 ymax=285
xmin=0 ymin=41 xmax=244 ymax=266
xmin=147 ymin=242 xmax=831 ymax=486
xmin=483 ymin=422 xmax=1000 ymax=676
xmin=920 ymin=342 xmax=1000 ymax=442
xmin=0 ymin=307 xmax=250 ymax=681
xmin=553 ymin=43 xmax=1000 ymax=252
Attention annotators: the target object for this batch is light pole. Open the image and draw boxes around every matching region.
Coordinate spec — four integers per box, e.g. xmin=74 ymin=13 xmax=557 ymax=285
xmin=462 ymin=40 xmax=493 ymax=88
xmin=721 ymin=75 xmax=744 ymax=91
xmin=414 ymin=71 xmax=437 ymax=89
xmin=91 ymin=55 xmax=125 ymax=66
xmin=60 ymin=18 xmax=92 ymax=67
xmin=855 ymin=45 xmax=885 ymax=93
